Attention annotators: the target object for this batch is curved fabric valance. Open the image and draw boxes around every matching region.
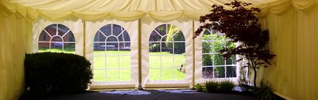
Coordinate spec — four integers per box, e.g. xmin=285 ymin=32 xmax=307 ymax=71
xmin=257 ymin=0 xmax=318 ymax=18
xmin=0 ymin=0 xmax=317 ymax=22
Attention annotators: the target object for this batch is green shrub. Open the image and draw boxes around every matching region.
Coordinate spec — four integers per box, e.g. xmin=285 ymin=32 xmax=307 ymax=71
xmin=24 ymin=52 xmax=93 ymax=97
xmin=194 ymin=84 xmax=204 ymax=92
xmin=205 ymin=81 xmax=219 ymax=93
xmin=219 ymin=80 xmax=235 ymax=93
xmin=149 ymin=44 xmax=160 ymax=52
xmin=254 ymin=80 xmax=277 ymax=100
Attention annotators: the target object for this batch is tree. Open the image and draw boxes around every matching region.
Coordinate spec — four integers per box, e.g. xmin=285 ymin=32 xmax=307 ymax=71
xmin=195 ymin=0 xmax=275 ymax=87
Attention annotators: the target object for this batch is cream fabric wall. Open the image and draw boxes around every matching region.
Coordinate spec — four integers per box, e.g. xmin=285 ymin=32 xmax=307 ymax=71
xmin=0 ymin=14 xmax=32 ymax=100
xmin=259 ymin=5 xmax=318 ymax=100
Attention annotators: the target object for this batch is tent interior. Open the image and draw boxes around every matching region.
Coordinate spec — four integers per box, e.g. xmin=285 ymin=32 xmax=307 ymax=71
xmin=1 ymin=0 xmax=318 ymax=99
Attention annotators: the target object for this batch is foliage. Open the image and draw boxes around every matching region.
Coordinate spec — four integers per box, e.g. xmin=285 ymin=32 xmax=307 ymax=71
xmin=194 ymin=84 xmax=204 ymax=92
xmin=149 ymin=24 xmax=185 ymax=54
xmin=254 ymin=80 xmax=277 ymax=100
xmin=23 ymin=52 xmax=93 ymax=99
xmin=219 ymin=80 xmax=235 ymax=93
xmin=149 ymin=43 xmax=161 ymax=52
xmin=195 ymin=0 xmax=275 ymax=87
xmin=205 ymin=80 xmax=235 ymax=93
xmin=165 ymin=24 xmax=185 ymax=54
xmin=205 ymin=81 xmax=219 ymax=93
xmin=202 ymin=31 xmax=236 ymax=78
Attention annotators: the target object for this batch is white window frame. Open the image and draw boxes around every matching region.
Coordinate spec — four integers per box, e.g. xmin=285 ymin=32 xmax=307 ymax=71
xmin=148 ymin=24 xmax=186 ymax=81
xmin=201 ymin=29 xmax=237 ymax=79
xmin=93 ymin=24 xmax=131 ymax=82
xmin=38 ymin=24 xmax=75 ymax=53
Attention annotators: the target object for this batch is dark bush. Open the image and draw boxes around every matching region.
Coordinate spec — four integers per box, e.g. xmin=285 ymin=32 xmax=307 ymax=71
xmin=205 ymin=81 xmax=219 ymax=93
xmin=23 ymin=52 xmax=93 ymax=98
xmin=254 ymin=80 xmax=277 ymax=100
xmin=219 ymin=80 xmax=235 ymax=93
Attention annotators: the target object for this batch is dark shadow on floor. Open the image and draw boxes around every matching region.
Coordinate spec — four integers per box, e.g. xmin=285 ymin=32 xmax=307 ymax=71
xmin=39 ymin=90 xmax=257 ymax=100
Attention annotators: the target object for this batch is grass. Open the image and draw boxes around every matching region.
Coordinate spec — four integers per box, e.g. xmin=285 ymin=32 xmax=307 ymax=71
xmin=39 ymin=49 xmax=186 ymax=82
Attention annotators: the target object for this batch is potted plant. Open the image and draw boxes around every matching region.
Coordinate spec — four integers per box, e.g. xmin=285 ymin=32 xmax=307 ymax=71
xmin=195 ymin=0 xmax=275 ymax=88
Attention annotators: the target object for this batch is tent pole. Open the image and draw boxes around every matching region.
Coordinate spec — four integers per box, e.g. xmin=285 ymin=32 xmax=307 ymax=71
xmin=138 ymin=19 xmax=143 ymax=90
xmin=83 ymin=20 xmax=86 ymax=57
xmin=192 ymin=20 xmax=196 ymax=88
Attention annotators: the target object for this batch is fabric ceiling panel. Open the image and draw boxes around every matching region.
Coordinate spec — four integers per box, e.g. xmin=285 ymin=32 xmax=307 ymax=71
xmin=1 ymin=0 xmax=288 ymax=21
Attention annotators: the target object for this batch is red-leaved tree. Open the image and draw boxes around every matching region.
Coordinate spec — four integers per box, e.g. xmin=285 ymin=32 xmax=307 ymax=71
xmin=195 ymin=0 xmax=275 ymax=87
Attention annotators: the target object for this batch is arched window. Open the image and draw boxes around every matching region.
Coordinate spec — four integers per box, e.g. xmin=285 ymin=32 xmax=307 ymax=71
xmin=202 ymin=28 xmax=237 ymax=78
xmin=38 ymin=24 xmax=75 ymax=53
xmin=93 ymin=24 xmax=131 ymax=82
xmin=149 ymin=24 xmax=185 ymax=81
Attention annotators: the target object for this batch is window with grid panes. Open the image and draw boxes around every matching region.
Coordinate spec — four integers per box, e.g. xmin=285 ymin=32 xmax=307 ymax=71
xmin=93 ymin=24 xmax=131 ymax=82
xmin=149 ymin=24 xmax=186 ymax=81
xmin=38 ymin=24 xmax=75 ymax=53
xmin=202 ymin=28 xmax=237 ymax=79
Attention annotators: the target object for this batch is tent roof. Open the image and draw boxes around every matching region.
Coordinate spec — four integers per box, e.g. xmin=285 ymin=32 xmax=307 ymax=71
xmin=1 ymin=0 xmax=317 ymax=21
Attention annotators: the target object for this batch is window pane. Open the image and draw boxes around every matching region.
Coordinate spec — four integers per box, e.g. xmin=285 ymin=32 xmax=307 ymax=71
xmin=161 ymin=69 xmax=176 ymax=80
xmin=64 ymin=43 xmax=75 ymax=53
xmin=226 ymin=66 xmax=236 ymax=77
xmin=93 ymin=70 xmax=106 ymax=82
xmin=94 ymin=32 xmax=106 ymax=42
xmin=39 ymin=43 xmax=49 ymax=51
xmin=214 ymin=67 xmax=225 ymax=78
xmin=106 ymin=56 xmax=119 ymax=68
xmin=149 ymin=56 xmax=161 ymax=68
xmin=63 ymin=32 xmax=75 ymax=42
xmin=226 ymin=55 xmax=236 ymax=65
xmin=149 ymin=69 xmax=160 ymax=81
xmin=119 ymin=55 xmax=130 ymax=68
xmin=203 ymin=67 xmax=213 ymax=79
xmin=106 ymin=70 xmax=119 ymax=81
xmin=94 ymin=43 xmax=105 ymax=51
xmin=100 ymin=25 xmax=111 ymax=36
xmin=202 ymin=42 xmax=212 ymax=53
xmin=174 ymin=42 xmax=185 ymax=54
xmin=155 ymin=24 xmax=167 ymax=36
xmin=214 ymin=54 xmax=225 ymax=65
xmin=202 ymin=54 xmax=212 ymax=66
xmin=149 ymin=43 xmax=160 ymax=52
xmin=93 ymin=56 xmax=105 ymax=69
xmin=118 ymin=31 xmax=130 ymax=41
xmin=120 ymin=70 xmax=131 ymax=81
xmin=161 ymin=56 xmax=173 ymax=67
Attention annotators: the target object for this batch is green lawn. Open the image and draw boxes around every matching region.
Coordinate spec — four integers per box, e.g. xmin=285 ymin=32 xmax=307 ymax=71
xmin=39 ymin=49 xmax=186 ymax=82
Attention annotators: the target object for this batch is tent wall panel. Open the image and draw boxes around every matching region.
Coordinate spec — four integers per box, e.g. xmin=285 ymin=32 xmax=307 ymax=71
xmin=259 ymin=6 xmax=318 ymax=100
xmin=141 ymin=16 xmax=193 ymax=88
xmin=0 ymin=14 xmax=32 ymax=100
xmin=85 ymin=20 xmax=139 ymax=89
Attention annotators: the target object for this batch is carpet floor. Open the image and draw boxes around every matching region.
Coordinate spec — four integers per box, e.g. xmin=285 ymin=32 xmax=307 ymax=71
xmin=40 ymin=90 xmax=257 ymax=100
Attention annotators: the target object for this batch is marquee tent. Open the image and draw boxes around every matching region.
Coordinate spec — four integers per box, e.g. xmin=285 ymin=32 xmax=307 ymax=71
xmin=1 ymin=0 xmax=318 ymax=100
